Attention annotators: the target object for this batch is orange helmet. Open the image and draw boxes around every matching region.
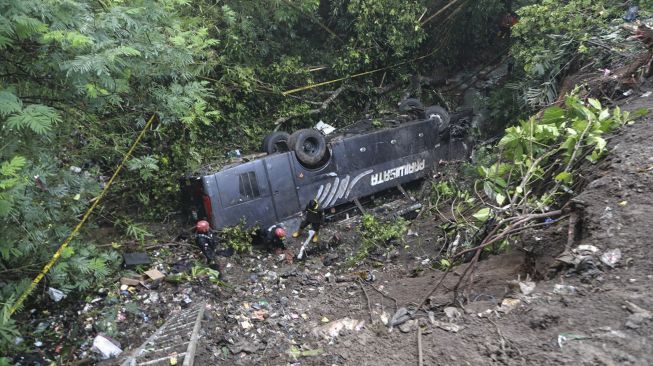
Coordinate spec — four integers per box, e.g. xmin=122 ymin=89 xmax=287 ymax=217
xmin=196 ymin=220 xmax=210 ymax=233
xmin=274 ymin=227 xmax=286 ymax=238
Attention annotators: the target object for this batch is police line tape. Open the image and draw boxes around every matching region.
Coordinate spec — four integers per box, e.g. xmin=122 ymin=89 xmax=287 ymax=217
xmin=281 ymin=44 xmax=445 ymax=96
xmin=9 ymin=114 xmax=158 ymax=316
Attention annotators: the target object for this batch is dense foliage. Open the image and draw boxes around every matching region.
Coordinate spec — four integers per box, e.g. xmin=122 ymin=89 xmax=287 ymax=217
xmin=510 ymin=0 xmax=648 ymax=107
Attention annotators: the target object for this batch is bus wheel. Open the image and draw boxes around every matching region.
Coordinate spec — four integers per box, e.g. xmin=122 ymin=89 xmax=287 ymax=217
xmin=262 ymin=131 xmax=290 ymax=154
xmin=290 ymin=129 xmax=327 ymax=167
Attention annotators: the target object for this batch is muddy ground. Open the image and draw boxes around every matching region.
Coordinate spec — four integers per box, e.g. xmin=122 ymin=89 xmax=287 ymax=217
xmin=184 ymin=92 xmax=653 ymax=365
xmin=11 ymin=93 xmax=653 ymax=366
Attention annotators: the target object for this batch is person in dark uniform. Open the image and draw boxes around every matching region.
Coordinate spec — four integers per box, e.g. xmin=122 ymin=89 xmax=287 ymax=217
xmin=265 ymin=224 xmax=286 ymax=250
xmin=194 ymin=220 xmax=217 ymax=262
xmin=292 ymin=199 xmax=324 ymax=243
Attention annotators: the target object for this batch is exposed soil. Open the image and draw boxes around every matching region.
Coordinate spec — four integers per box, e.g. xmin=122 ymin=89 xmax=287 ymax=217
xmin=187 ymin=89 xmax=653 ymax=366
xmin=11 ymin=90 xmax=653 ymax=366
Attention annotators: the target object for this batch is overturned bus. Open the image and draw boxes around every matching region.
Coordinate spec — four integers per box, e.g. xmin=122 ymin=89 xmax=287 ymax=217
xmin=181 ymin=101 xmax=473 ymax=237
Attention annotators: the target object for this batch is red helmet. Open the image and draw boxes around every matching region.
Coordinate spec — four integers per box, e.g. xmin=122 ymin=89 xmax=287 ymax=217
xmin=196 ymin=220 xmax=210 ymax=233
xmin=274 ymin=227 xmax=286 ymax=238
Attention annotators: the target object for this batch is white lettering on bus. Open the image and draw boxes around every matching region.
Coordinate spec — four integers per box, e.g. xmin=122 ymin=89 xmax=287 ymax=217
xmin=370 ymin=159 xmax=425 ymax=186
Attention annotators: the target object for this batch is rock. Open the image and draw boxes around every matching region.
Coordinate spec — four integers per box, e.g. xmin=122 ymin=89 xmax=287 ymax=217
xmin=444 ymin=307 xmax=462 ymax=321
xmin=322 ymin=253 xmax=339 ymax=267
xmin=464 ymin=300 xmax=495 ymax=315
xmin=398 ymin=319 xmax=417 ymax=333
xmin=228 ymin=340 xmax=259 ymax=354
xmin=624 ymin=301 xmax=651 ymax=329
xmin=91 ymin=334 xmax=122 ymax=359
xmin=264 ymin=270 xmax=278 ymax=282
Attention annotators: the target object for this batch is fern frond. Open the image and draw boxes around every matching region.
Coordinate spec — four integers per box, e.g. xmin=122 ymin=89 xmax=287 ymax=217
xmin=6 ymin=105 xmax=60 ymax=135
xmin=0 ymin=91 xmax=22 ymax=117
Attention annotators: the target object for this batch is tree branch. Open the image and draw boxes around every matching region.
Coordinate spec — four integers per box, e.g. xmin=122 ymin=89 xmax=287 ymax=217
xmin=274 ymin=85 xmax=347 ymax=126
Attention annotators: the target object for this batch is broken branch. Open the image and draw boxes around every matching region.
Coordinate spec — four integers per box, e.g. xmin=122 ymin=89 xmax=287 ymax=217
xmin=274 ymin=85 xmax=347 ymax=127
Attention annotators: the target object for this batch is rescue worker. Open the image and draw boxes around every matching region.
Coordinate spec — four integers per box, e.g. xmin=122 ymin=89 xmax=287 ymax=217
xmin=194 ymin=220 xmax=217 ymax=263
xmin=292 ymin=199 xmax=324 ymax=243
xmin=265 ymin=224 xmax=286 ymax=250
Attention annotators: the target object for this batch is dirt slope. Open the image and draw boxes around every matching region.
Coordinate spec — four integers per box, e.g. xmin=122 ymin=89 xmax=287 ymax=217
xmin=186 ymin=91 xmax=653 ymax=366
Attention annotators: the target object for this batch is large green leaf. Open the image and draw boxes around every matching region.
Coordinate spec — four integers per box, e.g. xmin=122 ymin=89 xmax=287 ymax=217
xmin=0 ymin=91 xmax=22 ymax=117
xmin=6 ymin=105 xmax=61 ymax=135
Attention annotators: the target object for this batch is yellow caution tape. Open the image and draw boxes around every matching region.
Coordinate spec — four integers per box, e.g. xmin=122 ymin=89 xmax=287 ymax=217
xmin=281 ymin=46 xmax=443 ymax=96
xmin=9 ymin=114 xmax=158 ymax=316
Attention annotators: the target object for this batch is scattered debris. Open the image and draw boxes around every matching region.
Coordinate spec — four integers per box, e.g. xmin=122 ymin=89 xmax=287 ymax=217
xmin=600 ymin=248 xmax=622 ymax=268
xmin=497 ymin=298 xmax=521 ymax=314
xmin=144 ymin=268 xmax=165 ymax=281
xmin=120 ymin=277 xmax=142 ymax=286
xmin=443 ymin=307 xmax=462 ymax=321
xmin=47 ymin=287 xmax=66 ymax=302
xmin=315 ymin=120 xmax=336 ymax=135
xmin=287 ymin=346 xmax=324 ymax=359
xmin=624 ymin=301 xmax=652 ymax=329
xmin=507 ymin=278 xmax=536 ymax=297
xmin=557 ymin=333 xmax=589 ymax=349
xmin=398 ymin=319 xmax=418 ymax=333
xmin=431 ymin=320 xmax=463 ymax=333
xmin=122 ymin=252 xmax=150 ymax=268
xmin=389 ymin=307 xmax=411 ymax=327
xmin=553 ymin=284 xmax=577 ymax=296
xmin=311 ymin=317 xmax=365 ymax=339
xmin=91 ymin=334 xmax=122 ymax=359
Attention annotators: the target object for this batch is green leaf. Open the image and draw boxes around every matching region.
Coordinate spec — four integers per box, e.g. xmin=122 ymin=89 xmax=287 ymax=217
xmin=554 ymin=171 xmax=572 ymax=183
xmin=6 ymin=105 xmax=61 ymax=135
xmin=587 ymin=98 xmax=601 ymax=110
xmin=472 ymin=208 xmax=491 ymax=222
xmin=541 ymin=106 xmax=565 ymax=124
xmin=0 ymin=156 xmax=26 ymax=176
xmin=0 ymin=90 xmax=22 ymax=117
xmin=495 ymin=193 xmax=506 ymax=205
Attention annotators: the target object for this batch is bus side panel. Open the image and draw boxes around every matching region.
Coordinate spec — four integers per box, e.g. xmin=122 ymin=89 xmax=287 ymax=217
xmin=203 ymin=160 xmax=276 ymax=230
xmin=298 ymin=150 xmax=430 ymax=209
xmin=264 ymin=153 xmax=301 ymax=221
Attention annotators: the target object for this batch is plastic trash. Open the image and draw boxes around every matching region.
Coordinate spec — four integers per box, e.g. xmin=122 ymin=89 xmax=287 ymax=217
xmin=91 ymin=334 xmax=122 ymax=359
xmin=48 ymin=287 xmax=66 ymax=302
xmin=600 ymin=248 xmax=621 ymax=268
xmin=315 ymin=120 xmax=336 ymax=135
xmin=553 ymin=284 xmax=577 ymax=295
xmin=624 ymin=6 xmax=639 ymax=22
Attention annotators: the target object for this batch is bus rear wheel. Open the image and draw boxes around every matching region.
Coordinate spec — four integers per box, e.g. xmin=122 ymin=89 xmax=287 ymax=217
xmin=289 ymin=129 xmax=327 ymax=167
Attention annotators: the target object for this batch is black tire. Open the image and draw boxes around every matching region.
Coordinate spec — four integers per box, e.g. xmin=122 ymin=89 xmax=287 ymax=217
xmin=261 ymin=131 xmax=290 ymax=154
xmin=398 ymin=98 xmax=424 ymax=112
xmin=289 ymin=129 xmax=327 ymax=167
xmin=424 ymin=105 xmax=450 ymax=130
